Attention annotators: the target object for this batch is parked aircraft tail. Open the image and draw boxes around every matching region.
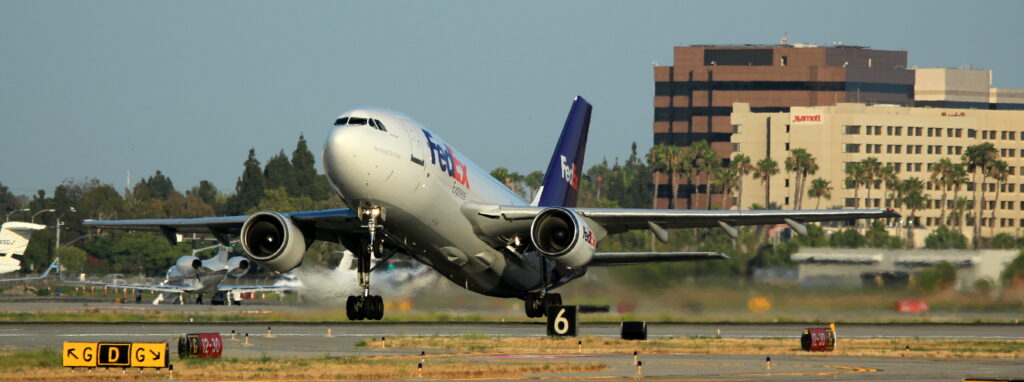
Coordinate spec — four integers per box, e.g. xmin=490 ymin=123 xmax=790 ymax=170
xmin=0 ymin=222 xmax=46 ymax=258
xmin=533 ymin=96 xmax=592 ymax=207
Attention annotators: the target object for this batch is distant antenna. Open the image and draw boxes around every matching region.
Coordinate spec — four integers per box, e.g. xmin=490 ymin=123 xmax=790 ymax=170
xmin=779 ymin=33 xmax=789 ymax=45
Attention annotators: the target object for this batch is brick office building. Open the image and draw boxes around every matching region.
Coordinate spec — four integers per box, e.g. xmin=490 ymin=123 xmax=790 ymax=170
xmin=652 ymin=44 xmax=915 ymax=209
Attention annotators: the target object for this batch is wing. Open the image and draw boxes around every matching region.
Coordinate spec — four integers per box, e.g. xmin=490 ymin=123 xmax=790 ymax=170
xmin=217 ymin=284 xmax=299 ymax=293
xmin=461 ymin=203 xmax=899 ymax=265
xmin=61 ymin=280 xmax=189 ymax=293
xmin=590 ymin=251 xmax=729 ymax=266
xmin=82 ymin=209 xmax=360 ymax=244
xmin=466 ymin=203 xmax=899 ymax=236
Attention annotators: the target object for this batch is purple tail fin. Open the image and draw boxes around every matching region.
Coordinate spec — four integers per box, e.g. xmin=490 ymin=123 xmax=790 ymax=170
xmin=536 ymin=96 xmax=592 ymax=207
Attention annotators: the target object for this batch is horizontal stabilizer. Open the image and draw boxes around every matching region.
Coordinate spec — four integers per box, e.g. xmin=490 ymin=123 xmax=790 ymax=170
xmin=590 ymin=251 xmax=728 ymax=266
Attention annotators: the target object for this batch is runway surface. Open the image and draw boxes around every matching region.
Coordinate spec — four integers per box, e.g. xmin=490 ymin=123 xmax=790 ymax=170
xmin=1 ymin=322 xmax=1021 ymax=381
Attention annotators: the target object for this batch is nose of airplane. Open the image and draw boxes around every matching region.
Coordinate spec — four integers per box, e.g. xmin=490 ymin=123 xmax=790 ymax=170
xmin=323 ymin=125 xmax=370 ymax=196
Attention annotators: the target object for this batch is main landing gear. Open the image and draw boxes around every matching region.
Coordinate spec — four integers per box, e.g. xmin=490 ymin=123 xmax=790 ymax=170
xmin=346 ymin=206 xmax=386 ymax=321
xmin=524 ymin=292 xmax=562 ymax=318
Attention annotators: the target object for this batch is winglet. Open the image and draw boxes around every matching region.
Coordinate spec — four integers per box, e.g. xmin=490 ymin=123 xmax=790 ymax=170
xmin=536 ymin=96 xmax=592 ymax=207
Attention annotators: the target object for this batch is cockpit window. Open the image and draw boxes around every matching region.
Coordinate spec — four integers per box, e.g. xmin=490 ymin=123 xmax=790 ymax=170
xmin=374 ymin=120 xmax=387 ymax=131
xmin=334 ymin=117 xmax=348 ymax=126
xmin=347 ymin=117 xmax=368 ymax=125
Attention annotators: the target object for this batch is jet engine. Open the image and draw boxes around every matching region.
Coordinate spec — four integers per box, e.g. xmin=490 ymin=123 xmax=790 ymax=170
xmin=529 ymin=208 xmax=596 ymax=268
xmin=175 ymin=256 xmax=202 ymax=277
xmin=227 ymin=257 xmax=250 ymax=278
xmin=240 ymin=211 xmax=309 ymax=273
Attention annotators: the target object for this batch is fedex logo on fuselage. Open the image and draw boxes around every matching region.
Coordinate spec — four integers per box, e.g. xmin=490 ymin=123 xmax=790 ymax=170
xmin=423 ymin=129 xmax=470 ymax=189
xmin=560 ymin=155 xmax=579 ymax=190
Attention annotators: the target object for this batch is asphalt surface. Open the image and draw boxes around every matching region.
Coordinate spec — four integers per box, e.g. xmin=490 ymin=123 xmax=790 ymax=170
xmin=1 ymin=322 xmax=1021 ymax=381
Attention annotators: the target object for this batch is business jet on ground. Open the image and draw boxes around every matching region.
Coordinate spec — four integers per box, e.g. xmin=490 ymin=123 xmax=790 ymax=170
xmin=85 ymin=96 xmax=897 ymax=320
xmin=65 ymin=245 xmax=289 ymax=305
xmin=0 ymin=221 xmax=47 ymax=275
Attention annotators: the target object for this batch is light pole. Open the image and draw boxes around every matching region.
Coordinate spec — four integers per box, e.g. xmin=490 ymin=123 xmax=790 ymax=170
xmin=31 ymin=209 xmax=55 ymax=223
xmin=5 ymin=208 xmax=30 ymax=222
xmin=55 ymin=207 xmax=76 ymax=252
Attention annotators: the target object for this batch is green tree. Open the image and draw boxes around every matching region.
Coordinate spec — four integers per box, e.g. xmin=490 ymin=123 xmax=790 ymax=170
xmin=962 ymin=143 xmax=998 ymax=247
xmin=947 ymin=163 xmax=968 ymax=227
xmin=227 ymin=148 xmax=265 ymax=215
xmin=844 ymin=162 xmax=866 ymax=208
xmin=987 ymin=159 xmax=1009 ymax=239
xmin=807 ymin=178 xmax=832 ymax=209
xmin=990 ymin=233 xmax=1016 ymax=249
xmin=829 ymin=229 xmax=866 ymax=248
xmin=56 ymin=246 xmax=88 ymax=275
xmin=752 ymin=158 xmax=779 ymax=208
xmin=924 ymin=225 xmax=968 ymax=249
xmin=712 ymin=166 xmax=740 ymax=210
xmin=1001 ymin=251 xmax=1024 ymax=283
xmin=930 ymin=158 xmax=955 ymax=224
xmin=690 ymin=140 xmax=717 ymax=209
xmin=525 ymin=170 xmax=544 ymax=200
xmin=730 ymin=153 xmax=753 ymax=210
xmin=264 ymin=150 xmax=296 ymax=194
xmin=0 ymin=182 xmax=20 ymax=219
xmin=187 ymin=180 xmax=221 ymax=214
xmin=785 ymin=148 xmax=818 ymax=209
xmin=865 ymin=220 xmax=903 ymax=249
xmin=916 ymin=261 xmax=957 ymax=292
xmin=860 ymin=157 xmax=882 ymax=207
xmin=291 ymin=134 xmax=328 ymax=200
xmin=899 ymin=177 xmax=929 ymax=246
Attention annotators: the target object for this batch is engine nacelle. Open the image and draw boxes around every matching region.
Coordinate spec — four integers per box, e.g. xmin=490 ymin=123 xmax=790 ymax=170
xmin=175 ymin=256 xmax=202 ymax=277
xmin=227 ymin=257 xmax=250 ymax=278
xmin=240 ymin=211 xmax=309 ymax=273
xmin=529 ymin=208 xmax=596 ymax=268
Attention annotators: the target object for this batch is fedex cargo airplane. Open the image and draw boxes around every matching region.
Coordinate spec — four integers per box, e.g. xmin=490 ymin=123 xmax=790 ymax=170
xmin=85 ymin=96 xmax=897 ymax=320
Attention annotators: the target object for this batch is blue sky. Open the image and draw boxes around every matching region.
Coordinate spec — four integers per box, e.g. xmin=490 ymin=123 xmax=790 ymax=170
xmin=2 ymin=1 xmax=1022 ymax=196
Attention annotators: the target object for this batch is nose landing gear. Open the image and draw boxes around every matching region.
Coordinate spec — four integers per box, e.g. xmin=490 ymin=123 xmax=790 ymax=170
xmin=346 ymin=206 xmax=387 ymax=321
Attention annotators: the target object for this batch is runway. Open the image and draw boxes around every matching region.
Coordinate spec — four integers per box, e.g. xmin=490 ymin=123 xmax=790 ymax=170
xmin=0 ymin=322 xmax=1021 ymax=381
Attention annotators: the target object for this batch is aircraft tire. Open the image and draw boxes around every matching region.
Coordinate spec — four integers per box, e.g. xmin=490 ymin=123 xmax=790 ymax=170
xmin=541 ymin=293 xmax=562 ymax=316
xmin=524 ymin=293 xmax=543 ymax=318
xmin=346 ymin=296 xmax=364 ymax=320
xmin=371 ymin=295 xmax=384 ymax=320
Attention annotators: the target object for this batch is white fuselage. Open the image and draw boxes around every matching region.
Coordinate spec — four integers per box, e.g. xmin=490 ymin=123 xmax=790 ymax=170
xmin=322 ymin=108 xmax=582 ymax=298
xmin=0 ymin=258 xmax=20 ymax=275
xmin=164 ymin=256 xmax=239 ymax=294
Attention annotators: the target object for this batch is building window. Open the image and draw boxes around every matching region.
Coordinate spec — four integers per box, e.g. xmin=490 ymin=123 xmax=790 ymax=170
xmin=785 ymin=197 xmax=790 ymax=206
xmin=874 ymin=144 xmax=881 ymax=153
xmin=785 ymin=143 xmax=790 ymax=151
xmin=733 ymin=143 xmax=741 ymax=151
xmin=968 ymin=129 xmax=977 ymax=138
xmin=956 ymin=129 xmax=963 ymax=138
xmin=733 ymin=124 xmax=742 ymax=134
xmin=844 ymin=144 xmax=860 ymax=153
xmin=780 ymin=56 xmax=788 ymax=66
xmin=786 ymin=124 xmax=791 ymax=133
xmin=887 ymin=126 xmax=893 ymax=135
xmin=845 ymin=198 xmax=857 ymax=207
xmin=843 ymin=125 xmax=860 ymax=134
xmin=785 ymin=179 xmax=790 ymax=187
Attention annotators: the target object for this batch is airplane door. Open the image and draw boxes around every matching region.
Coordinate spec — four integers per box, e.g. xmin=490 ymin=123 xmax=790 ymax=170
xmin=407 ymin=122 xmax=426 ymax=167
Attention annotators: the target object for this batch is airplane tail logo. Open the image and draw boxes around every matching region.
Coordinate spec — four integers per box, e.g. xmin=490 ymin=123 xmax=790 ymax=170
xmin=535 ymin=96 xmax=592 ymax=207
xmin=0 ymin=222 xmax=46 ymax=258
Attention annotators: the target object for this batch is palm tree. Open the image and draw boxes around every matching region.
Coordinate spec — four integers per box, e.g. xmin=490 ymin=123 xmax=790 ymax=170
xmin=712 ymin=166 xmax=741 ymax=210
xmin=947 ymin=163 xmax=968 ymax=227
xmin=731 ymin=153 xmax=753 ymax=210
xmin=900 ymin=177 xmax=928 ymax=245
xmin=930 ymin=158 xmax=955 ymax=225
xmin=785 ymin=149 xmax=818 ymax=209
xmin=844 ymin=162 xmax=865 ymax=208
xmin=753 ymin=158 xmax=779 ymax=208
xmin=954 ymin=196 xmax=970 ymax=234
xmin=880 ymin=165 xmax=898 ymax=207
xmin=808 ymin=178 xmax=833 ymax=209
xmin=647 ymin=145 xmax=670 ymax=209
xmin=988 ymin=159 xmax=1009 ymax=238
xmin=860 ymin=157 xmax=882 ymax=208
xmin=690 ymin=140 xmax=717 ymax=209
xmin=962 ymin=143 xmax=997 ymax=247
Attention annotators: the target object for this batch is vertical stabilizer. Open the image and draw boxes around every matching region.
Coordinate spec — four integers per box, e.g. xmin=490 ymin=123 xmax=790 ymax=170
xmin=0 ymin=222 xmax=46 ymax=257
xmin=535 ymin=96 xmax=592 ymax=207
